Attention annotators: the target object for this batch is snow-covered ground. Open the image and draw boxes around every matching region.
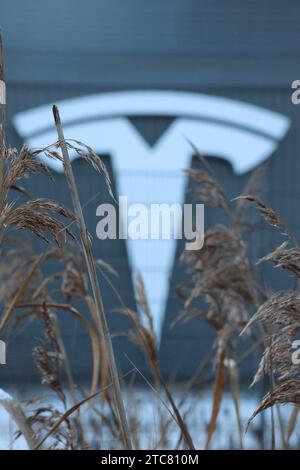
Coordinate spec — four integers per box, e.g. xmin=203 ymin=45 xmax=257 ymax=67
xmin=0 ymin=388 xmax=298 ymax=450
xmin=0 ymin=407 xmax=28 ymax=450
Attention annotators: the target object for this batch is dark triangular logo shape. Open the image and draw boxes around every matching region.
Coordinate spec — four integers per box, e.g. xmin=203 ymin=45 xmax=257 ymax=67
xmin=128 ymin=116 xmax=175 ymax=147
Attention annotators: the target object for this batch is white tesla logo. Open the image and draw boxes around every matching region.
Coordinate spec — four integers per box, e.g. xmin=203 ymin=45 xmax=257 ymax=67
xmin=13 ymin=91 xmax=290 ymax=338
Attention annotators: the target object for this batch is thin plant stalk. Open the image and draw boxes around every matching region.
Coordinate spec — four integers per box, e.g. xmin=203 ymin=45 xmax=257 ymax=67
xmin=52 ymin=105 xmax=132 ymax=449
xmin=34 ymin=369 xmax=135 ymax=450
xmin=228 ymin=359 xmax=244 ymax=449
xmin=0 ymin=253 xmax=45 ymax=335
xmin=16 ymin=302 xmax=101 ymax=399
xmin=269 ymin=335 xmax=276 ymax=450
xmin=286 ymin=407 xmax=299 ymax=444
xmin=0 ymin=389 xmax=40 ymax=450
xmin=0 ymin=34 xmax=6 ymax=209
xmin=49 ymin=312 xmax=88 ymax=447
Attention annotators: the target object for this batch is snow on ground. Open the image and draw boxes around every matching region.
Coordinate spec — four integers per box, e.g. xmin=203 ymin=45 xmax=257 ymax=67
xmin=0 ymin=388 xmax=298 ymax=450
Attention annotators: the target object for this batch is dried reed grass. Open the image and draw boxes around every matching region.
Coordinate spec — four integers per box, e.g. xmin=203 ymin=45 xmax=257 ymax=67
xmin=0 ymin=35 xmax=298 ymax=447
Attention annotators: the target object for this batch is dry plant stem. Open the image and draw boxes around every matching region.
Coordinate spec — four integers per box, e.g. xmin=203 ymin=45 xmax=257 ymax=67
xmin=50 ymin=312 xmax=79 ymax=403
xmin=34 ymin=369 xmax=135 ymax=450
xmin=125 ymin=354 xmax=195 ymax=450
xmin=0 ymin=253 xmax=45 ymax=335
xmin=258 ymin=321 xmax=287 ymax=449
xmin=0 ymin=389 xmax=40 ymax=450
xmin=267 ymin=327 xmax=287 ymax=449
xmin=103 ymin=268 xmax=195 ymax=449
xmin=0 ymin=34 xmax=5 ymax=209
xmin=16 ymin=302 xmax=101 ymax=398
xmin=228 ymin=361 xmax=244 ymax=449
xmin=269 ymin=336 xmax=276 ymax=450
xmin=275 ymin=404 xmax=288 ymax=449
xmin=286 ymin=407 xmax=299 ymax=444
xmin=52 ymin=105 xmax=132 ymax=450
xmin=159 ymin=376 xmax=195 ymax=450
xmin=49 ymin=312 xmax=88 ymax=447
xmin=205 ymin=351 xmax=226 ymax=450
xmin=99 ymin=267 xmax=195 ymax=449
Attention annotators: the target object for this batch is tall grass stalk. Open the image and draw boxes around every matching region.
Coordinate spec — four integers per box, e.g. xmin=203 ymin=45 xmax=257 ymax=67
xmin=0 ymin=389 xmax=40 ymax=450
xmin=52 ymin=105 xmax=132 ymax=449
xmin=0 ymin=34 xmax=6 ymax=209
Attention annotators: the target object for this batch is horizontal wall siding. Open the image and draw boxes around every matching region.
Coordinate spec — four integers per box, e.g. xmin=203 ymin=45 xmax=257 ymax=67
xmin=2 ymin=1 xmax=300 ymax=57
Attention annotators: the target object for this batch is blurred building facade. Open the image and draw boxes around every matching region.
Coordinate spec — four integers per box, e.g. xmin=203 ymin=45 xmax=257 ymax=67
xmin=1 ymin=0 xmax=300 ymax=384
